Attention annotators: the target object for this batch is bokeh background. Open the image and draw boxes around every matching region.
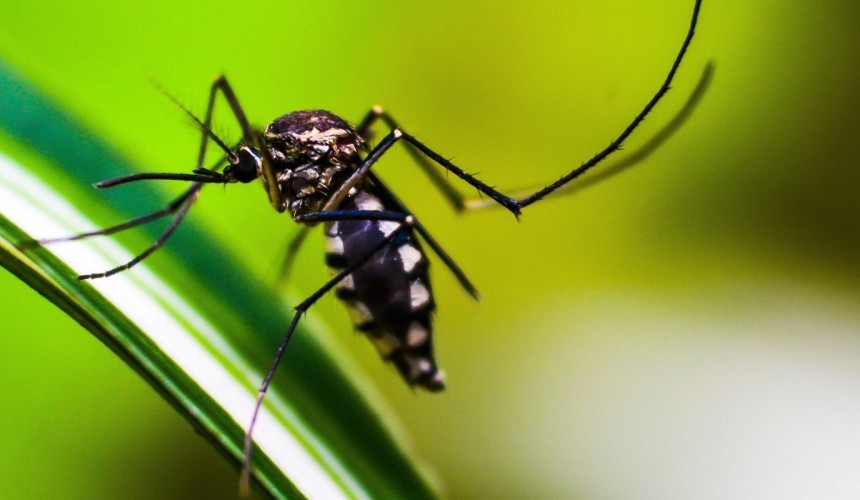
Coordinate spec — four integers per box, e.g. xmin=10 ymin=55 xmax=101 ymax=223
xmin=1 ymin=0 xmax=859 ymax=498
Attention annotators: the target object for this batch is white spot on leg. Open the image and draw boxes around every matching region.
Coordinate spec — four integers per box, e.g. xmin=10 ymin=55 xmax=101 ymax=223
xmin=410 ymin=280 xmax=430 ymax=310
xmin=325 ymin=222 xmax=339 ymax=237
xmin=406 ymin=321 xmax=428 ymax=347
xmin=398 ymin=244 xmax=422 ymax=273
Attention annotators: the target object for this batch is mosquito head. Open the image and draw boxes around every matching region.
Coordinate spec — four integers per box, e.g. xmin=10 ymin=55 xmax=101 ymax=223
xmin=262 ymin=110 xmax=365 ymax=217
xmin=223 ymin=146 xmax=262 ymax=183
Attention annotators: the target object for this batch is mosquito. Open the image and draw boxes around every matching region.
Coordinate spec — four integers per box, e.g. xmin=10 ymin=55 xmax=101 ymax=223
xmin=26 ymin=0 xmax=704 ymax=494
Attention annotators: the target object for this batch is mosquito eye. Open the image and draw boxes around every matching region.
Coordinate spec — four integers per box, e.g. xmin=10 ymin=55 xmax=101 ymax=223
xmin=229 ymin=148 xmax=260 ymax=183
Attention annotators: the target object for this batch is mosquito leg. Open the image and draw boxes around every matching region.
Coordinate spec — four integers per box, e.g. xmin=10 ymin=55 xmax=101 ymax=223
xmin=197 ymin=78 xmax=227 ymax=169
xmin=410 ymin=218 xmax=478 ymax=299
xmin=275 ymin=226 xmax=312 ymax=288
xmin=533 ymin=60 xmax=714 ymax=199
xmin=462 ymin=61 xmax=715 ymax=210
xmin=77 ymin=185 xmax=201 ymax=280
xmin=239 ymin=223 xmax=409 ymax=496
xmin=16 ymin=185 xmax=199 ymax=251
xmin=295 ymin=209 xmax=413 ymax=224
xmin=357 ymin=107 xmax=469 ymax=212
xmin=321 ymin=129 xmax=404 ymax=212
xmin=93 ymin=171 xmax=223 ymax=188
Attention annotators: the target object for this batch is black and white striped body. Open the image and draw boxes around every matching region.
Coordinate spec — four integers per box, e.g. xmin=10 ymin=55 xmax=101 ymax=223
xmin=324 ymin=187 xmax=444 ymax=391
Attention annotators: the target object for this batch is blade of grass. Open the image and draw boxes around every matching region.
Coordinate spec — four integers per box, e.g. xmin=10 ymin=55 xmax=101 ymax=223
xmin=0 ymin=61 xmax=437 ymax=498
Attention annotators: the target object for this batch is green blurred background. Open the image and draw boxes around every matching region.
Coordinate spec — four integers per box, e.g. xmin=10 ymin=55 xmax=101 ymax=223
xmin=2 ymin=0 xmax=859 ymax=498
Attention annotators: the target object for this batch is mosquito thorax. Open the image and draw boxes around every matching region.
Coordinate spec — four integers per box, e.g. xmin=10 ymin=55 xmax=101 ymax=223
xmin=263 ymin=110 xmax=364 ymax=218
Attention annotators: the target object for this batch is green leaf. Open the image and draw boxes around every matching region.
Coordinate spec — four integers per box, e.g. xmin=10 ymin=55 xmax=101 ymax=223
xmin=0 ymin=61 xmax=437 ymax=498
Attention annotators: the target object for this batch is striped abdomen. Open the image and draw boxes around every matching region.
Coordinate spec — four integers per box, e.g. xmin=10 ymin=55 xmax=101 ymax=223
xmin=324 ymin=188 xmax=444 ymax=391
